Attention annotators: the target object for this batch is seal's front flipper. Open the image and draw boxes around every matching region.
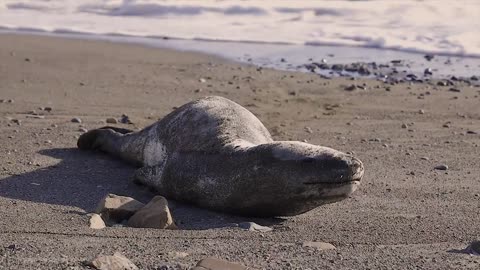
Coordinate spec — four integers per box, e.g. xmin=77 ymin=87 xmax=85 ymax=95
xmin=132 ymin=164 xmax=166 ymax=190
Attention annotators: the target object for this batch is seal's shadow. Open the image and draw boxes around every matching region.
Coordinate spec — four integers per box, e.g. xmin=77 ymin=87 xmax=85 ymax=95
xmin=0 ymin=148 xmax=285 ymax=230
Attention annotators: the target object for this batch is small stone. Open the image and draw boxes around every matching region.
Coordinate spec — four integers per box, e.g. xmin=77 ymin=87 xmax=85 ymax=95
xmin=344 ymin=84 xmax=357 ymax=91
xmin=7 ymin=99 xmax=14 ymax=103
xmin=127 ymin=196 xmax=176 ymax=229
xmin=26 ymin=115 xmax=45 ymax=119
xmin=449 ymin=88 xmax=461 ymax=92
xmin=193 ymin=257 xmax=246 ymax=270
xmin=71 ymin=117 xmax=82 ymax=123
xmin=401 ymin=123 xmax=408 ymax=129
xmin=420 ymin=157 xmax=429 ymax=160
xmin=95 ymin=194 xmax=145 ymax=224
xmin=419 ymin=109 xmax=425 ymax=114
xmin=424 ymin=54 xmax=434 ymax=61
xmin=424 ymin=68 xmax=433 ymax=76
xmin=79 ymin=128 xmax=88 ymax=133
xmin=87 ymin=252 xmax=138 ymax=270
xmin=302 ymin=241 xmax=336 ymax=250
xmin=11 ymin=119 xmax=21 ymax=125
xmin=89 ymin=214 xmax=106 ymax=229
xmin=238 ymin=222 xmax=273 ymax=232
xmin=194 ymin=88 xmax=202 ymax=93
xmin=106 ymin=118 xmax=118 ymax=124
xmin=466 ymin=130 xmax=478 ymax=134
xmin=304 ymin=126 xmax=313 ymax=134
xmin=434 ymin=164 xmax=448 ymax=170
xmin=44 ymin=140 xmax=52 ymax=144
xmin=120 ymin=114 xmax=132 ymax=124
xmin=199 ymin=78 xmax=207 ymax=83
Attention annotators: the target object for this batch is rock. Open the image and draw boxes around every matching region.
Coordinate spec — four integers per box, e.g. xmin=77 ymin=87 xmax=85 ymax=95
xmin=87 ymin=252 xmax=138 ymax=270
xmin=106 ymin=118 xmax=118 ymax=124
xmin=71 ymin=117 xmax=82 ymax=123
xmin=302 ymin=241 xmax=336 ymax=250
xmin=7 ymin=99 xmax=14 ymax=103
xmin=238 ymin=222 xmax=273 ymax=232
xmin=193 ymin=257 xmax=246 ymax=270
xmin=120 ymin=114 xmax=132 ymax=124
xmin=199 ymin=78 xmax=207 ymax=83
xmin=331 ymin=64 xmax=344 ymax=71
xmin=466 ymin=241 xmax=480 ymax=256
xmin=127 ymin=196 xmax=176 ymax=229
xmin=79 ymin=128 xmax=88 ymax=133
xmin=467 ymin=130 xmax=478 ymax=134
xmin=401 ymin=123 xmax=408 ymax=129
xmin=449 ymin=88 xmax=461 ymax=93
xmin=89 ymin=214 xmax=106 ymax=229
xmin=424 ymin=68 xmax=433 ymax=76
xmin=11 ymin=119 xmax=21 ymax=125
xmin=95 ymin=194 xmax=145 ymax=224
xmin=304 ymin=126 xmax=313 ymax=134
xmin=419 ymin=109 xmax=425 ymax=114
xmin=424 ymin=54 xmax=435 ymax=61
xmin=434 ymin=164 xmax=448 ymax=170
xmin=344 ymin=84 xmax=357 ymax=91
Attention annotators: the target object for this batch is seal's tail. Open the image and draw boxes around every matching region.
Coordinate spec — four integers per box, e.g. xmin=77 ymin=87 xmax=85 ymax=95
xmin=77 ymin=126 xmax=147 ymax=167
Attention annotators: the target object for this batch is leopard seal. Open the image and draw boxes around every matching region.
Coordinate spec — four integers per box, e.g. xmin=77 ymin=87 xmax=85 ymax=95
xmin=78 ymin=96 xmax=364 ymax=217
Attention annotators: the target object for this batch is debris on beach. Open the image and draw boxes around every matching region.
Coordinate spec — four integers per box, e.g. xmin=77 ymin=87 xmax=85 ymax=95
xmin=95 ymin=194 xmax=145 ymax=224
xmin=434 ymin=164 xmax=448 ymax=171
xmin=302 ymin=241 xmax=336 ymax=250
xmin=128 ymin=196 xmax=177 ymax=229
xmin=237 ymin=222 xmax=273 ymax=232
xmin=89 ymin=213 xmax=106 ymax=229
xmin=71 ymin=117 xmax=82 ymax=123
xmin=193 ymin=257 xmax=247 ymax=270
xmin=87 ymin=252 xmax=138 ymax=270
xmin=106 ymin=117 xmax=118 ymax=124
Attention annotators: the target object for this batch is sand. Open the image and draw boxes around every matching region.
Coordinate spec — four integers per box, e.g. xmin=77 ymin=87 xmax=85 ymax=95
xmin=0 ymin=34 xmax=479 ymax=269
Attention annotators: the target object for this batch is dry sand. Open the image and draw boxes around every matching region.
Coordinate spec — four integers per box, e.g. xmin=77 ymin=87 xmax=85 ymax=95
xmin=0 ymin=34 xmax=479 ymax=269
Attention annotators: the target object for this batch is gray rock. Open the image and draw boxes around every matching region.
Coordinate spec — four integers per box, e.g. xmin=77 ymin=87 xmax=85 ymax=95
xmin=238 ymin=222 xmax=273 ymax=232
xmin=106 ymin=118 xmax=118 ymax=124
xmin=71 ymin=117 xmax=82 ymax=123
xmin=127 ymin=196 xmax=176 ymax=229
xmin=89 ymin=214 xmax=106 ymax=229
xmin=95 ymin=194 xmax=145 ymax=224
xmin=434 ymin=164 xmax=448 ymax=170
xmin=302 ymin=241 xmax=336 ymax=250
xmin=193 ymin=257 xmax=246 ymax=270
xmin=87 ymin=252 xmax=138 ymax=270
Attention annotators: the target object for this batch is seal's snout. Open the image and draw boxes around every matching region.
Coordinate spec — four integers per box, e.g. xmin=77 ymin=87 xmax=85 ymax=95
xmin=346 ymin=156 xmax=364 ymax=181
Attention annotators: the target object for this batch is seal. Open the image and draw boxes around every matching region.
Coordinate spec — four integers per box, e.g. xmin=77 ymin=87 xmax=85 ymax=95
xmin=78 ymin=96 xmax=364 ymax=217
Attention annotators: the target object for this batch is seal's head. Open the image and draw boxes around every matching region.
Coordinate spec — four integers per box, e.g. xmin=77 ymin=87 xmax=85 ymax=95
xmin=224 ymin=141 xmax=364 ymax=216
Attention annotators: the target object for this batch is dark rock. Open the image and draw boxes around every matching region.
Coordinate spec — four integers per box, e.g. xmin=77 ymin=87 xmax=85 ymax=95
xmin=71 ymin=117 xmax=82 ymax=123
xmin=449 ymin=88 xmax=461 ymax=92
xmin=120 ymin=114 xmax=132 ymax=124
xmin=424 ymin=54 xmax=435 ymax=61
xmin=424 ymin=68 xmax=433 ymax=76
xmin=344 ymin=84 xmax=357 ymax=91
xmin=331 ymin=64 xmax=344 ymax=71
xmin=434 ymin=164 xmax=448 ymax=170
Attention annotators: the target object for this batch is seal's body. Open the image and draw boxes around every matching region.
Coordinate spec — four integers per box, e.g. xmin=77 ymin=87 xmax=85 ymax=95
xmin=78 ymin=96 xmax=364 ymax=217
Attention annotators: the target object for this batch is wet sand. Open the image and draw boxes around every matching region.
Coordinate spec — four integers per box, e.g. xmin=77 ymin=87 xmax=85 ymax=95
xmin=0 ymin=34 xmax=479 ymax=269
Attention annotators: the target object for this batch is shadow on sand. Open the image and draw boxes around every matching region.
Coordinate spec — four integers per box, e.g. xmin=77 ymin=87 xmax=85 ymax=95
xmin=0 ymin=148 xmax=285 ymax=230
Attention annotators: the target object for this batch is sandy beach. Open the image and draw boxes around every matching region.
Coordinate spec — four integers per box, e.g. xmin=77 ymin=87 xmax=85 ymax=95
xmin=0 ymin=34 xmax=479 ymax=269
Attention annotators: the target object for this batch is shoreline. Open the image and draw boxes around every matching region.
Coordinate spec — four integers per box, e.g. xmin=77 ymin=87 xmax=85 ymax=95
xmin=2 ymin=30 xmax=479 ymax=81
xmin=0 ymin=33 xmax=479 ymax=269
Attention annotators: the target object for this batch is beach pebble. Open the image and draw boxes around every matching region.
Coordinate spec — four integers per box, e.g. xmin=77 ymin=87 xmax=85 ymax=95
xmin=424 ymin=68 xmax=433 ymax=76
xmin=304 ymin=126 xmax=313 ymax=134
xmin=127 ymin=196 xmax=176 ymax=229
xmin=95 ymin=194 xmax=145 ymax=224
xmin=238 ymin=222 xmax=273 ymax=232
xmin=302 ymin=241 xmax=336 ymax=250
xmin=89 ymin=214 xmax=106 ymax=229
xmin=419 ymin=109 xmax=425 ymax=114
xmin=79 ymin=128 xmax=88 ymax=133
xmin=71 ymin=117 xmax=82 ymax=123
xmin=87 ymin=252 xmax=138 ymax=270
xmin=106 ymin=117 xmax=118 ymax=124
xmin=7 ymin=99 xmax=14 ymax=103
xmin=120 ymin=114 xmax=132 ymax=124
xmin=401 ymin=123 xmax=408 ymax=129
xmin=434 ymin=164 xmax=448 ymax=170
xmin=199 ymin=78 xmax=207 ymax=83
xmin=466 ymin=130 xmax=478 ymax=134
xmin=344 ymin=84 xmax=357 ymax=91
xmin=11 ymin=119 xmax=21 ymax=125
xmin=449 ymin=88 xmax=461 ymax=93
xmin=193 ymin=257 xmax=246 ymax=270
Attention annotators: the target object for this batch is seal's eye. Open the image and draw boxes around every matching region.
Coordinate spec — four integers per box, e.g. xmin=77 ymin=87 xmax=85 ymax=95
xmin=301 ymin=158 xmax=315 ymax=163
